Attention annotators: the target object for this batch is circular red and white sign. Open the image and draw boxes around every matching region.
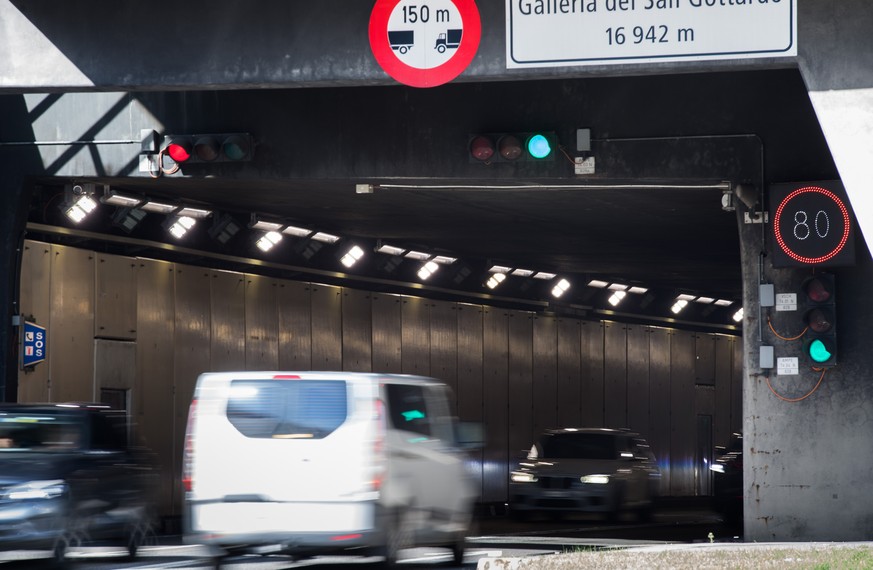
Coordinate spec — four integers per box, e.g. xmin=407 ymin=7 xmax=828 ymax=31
xmin=369 ymin=0 xmax=481 ymax=88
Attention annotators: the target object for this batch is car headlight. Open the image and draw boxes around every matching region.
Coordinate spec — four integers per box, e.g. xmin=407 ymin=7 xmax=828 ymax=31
xmin=580 ymin=474 xmax=610 ymax=485
xmin=3 ymin=480 xmax=67 ymax=500
xmin=709 ymin=464 xmax=726 ymax=474
xmin=510 ymin=471 xmax=538 ymax=483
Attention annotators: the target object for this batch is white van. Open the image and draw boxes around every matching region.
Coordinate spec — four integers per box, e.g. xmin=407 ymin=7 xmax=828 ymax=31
xmin=182 ymin=371 xmax=480 ymax=566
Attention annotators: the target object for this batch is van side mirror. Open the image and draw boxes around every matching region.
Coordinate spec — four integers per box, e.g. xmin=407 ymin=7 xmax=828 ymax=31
xmin=456 ymin=421 xmax=484 ymax=450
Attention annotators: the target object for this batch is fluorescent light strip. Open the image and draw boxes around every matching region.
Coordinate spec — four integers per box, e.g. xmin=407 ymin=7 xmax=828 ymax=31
xmin=376 ymin=244 xmax=406 ymax=256
xmin=282 ymin=225 xmax=313 ymax=238
xmin=431 ymin=255 xmax=457 ymax=265
xmin=141 ymin=201 xmax=178 ymax=214
xmin=533 ymin=272 xmax=556 ymax=280
xmin=489 ymin=265 xmax=512 ymax=273
xmin=404 ymin=250 xmax=432 ymax=261
xmin=177 ymin=207 xmax=212 ymax=219
xmin=311 ymin=232 xmax=340 ymax=244
xmin=588 ymin=280 xmax=610 ymax=288
xmin=510 ymin=268 xmax=535 ymax=277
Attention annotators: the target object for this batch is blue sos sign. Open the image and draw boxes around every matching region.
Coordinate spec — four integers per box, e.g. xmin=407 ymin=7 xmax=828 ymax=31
xmin=770 ymin=181 xmax=856 ymax=268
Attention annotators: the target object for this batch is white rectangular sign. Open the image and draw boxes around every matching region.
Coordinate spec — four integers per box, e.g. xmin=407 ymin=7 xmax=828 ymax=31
xmin=777 ymin=356 xmax=799 ymax=376
xmin=506 ymin=0 xmax=796 ymax=69
xmin=775 ymin=293 xmax=797 ymax=312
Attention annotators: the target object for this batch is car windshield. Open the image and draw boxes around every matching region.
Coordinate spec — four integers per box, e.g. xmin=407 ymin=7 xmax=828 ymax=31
xmin=538 ymin=433 xmax=618 ymax=460
xmin=0 ymin=413 xmax=82 ymax=452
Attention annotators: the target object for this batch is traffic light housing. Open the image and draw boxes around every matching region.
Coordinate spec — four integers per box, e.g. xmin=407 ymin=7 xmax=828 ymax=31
xmin=801 ymin=273 xmax=837 ymax=367
xmin=469 ymin=132 xmax=557 ymax=163
xmin=162 ymin=133 xmax=254 ymax=164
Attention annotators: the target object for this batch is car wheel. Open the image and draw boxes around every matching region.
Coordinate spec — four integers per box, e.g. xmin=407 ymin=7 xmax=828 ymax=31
xmin=379 ymin=508 xmax=410 ymax=567
xmin=450 ymin=533 xmax=465 ymax=565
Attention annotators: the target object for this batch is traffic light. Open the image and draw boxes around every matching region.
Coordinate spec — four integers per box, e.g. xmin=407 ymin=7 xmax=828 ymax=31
xmin=801 ymin=273 xmax=837 ymax=367
xmin=469 ymin=132 xmax=557 ymax=163
xmin=161 ymin=133 xmax=254 ymax=164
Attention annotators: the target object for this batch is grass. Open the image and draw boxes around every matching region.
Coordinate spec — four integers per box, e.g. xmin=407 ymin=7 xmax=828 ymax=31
xmin=508 ymin=544 xmax=873 ymax=569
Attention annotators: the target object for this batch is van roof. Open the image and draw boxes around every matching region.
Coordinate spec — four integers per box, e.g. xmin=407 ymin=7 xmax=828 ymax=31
xmin=196 ymin=371 xmax=444 ymax=385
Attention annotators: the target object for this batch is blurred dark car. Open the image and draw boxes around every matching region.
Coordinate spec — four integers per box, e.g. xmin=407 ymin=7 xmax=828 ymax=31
xmin=508 ymin=428 xmax=661 ymax=522
xmin=0 ymin=403 xmax=158 ymax=565
xmin=710 ymin=432 xmax=743 ymax=525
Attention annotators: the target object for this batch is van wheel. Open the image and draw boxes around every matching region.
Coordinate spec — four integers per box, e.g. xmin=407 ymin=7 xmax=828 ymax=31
xmin=450 ymin=533 xmax=465 ymax=565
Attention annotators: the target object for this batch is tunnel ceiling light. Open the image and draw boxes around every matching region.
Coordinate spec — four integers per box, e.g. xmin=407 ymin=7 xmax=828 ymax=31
xmin=431 ymin=255 xmax=457 ymax=265
xmin=671 ymin=298 xmax=689 ymax=314
xmin=510 ymin=268 xmax=535 ymax=277
xmin=676 ymin=293 xmax=697 ymax=301
xmin=534 ymin=272 xmax=557 ymax=280
xmin=141 ymin=200 xmax=178 ymax=215
xmin=311 ymin=232 xmax=340 ymax=244
xmin=732 ymin=307 xmax=744 ymax=322
xmin=405 ymin=250 xmax=432 ymax=261
xmin=249 ymin=216 xmax=284 ymax=232
xmin=628 ymin=286 xmax=648 ymax=294
xmin=209 ymin=214 xmax=242 ymax=245
xmin=486 ymin=272 xmax=506 ymax=289
xmin=100 ymin=188 xmax=143 ymax=208
xmin=608 ymin=290 xmax=627 ymax=306
xmin=608 ymin=283 xmax=628 ymax=291
xmin=488 ymin=265 xmax=512 ymax=274
xmin=694 ymin=296 xmax=716 ymax=304
xmin=63 ymin=194 xmax=98 ymax=223
xmin=165 ymin=215 xmax=196 ymax=239
xmin=256 ymin=231 xmax=283 ymax=252
xmin=714 ymin=299 xmax=734 ymax=307
xmin=177 ymin=207 xmax=212 ymax=219
xmin=376 ymin=243 xmax=407 ymax=256
xmin=588 ymin=279 xmax=610 ymax=288
xmin=551 ymin=278 xmax=571 ymax=298
xmin=111 ymin=207 xmax=146 ymax=233
xmin=417 ymin=261 xmax=439 ymax=280
xmin=340 ymin=245 xmax=365 ymax=268
xmin=282 ymin=225 xmax=313 ymax=238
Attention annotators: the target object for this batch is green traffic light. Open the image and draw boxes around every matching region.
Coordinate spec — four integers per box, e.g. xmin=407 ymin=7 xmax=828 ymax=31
xmin=808 ymin=339 xmax=832 ymax=363
xmin=527 ymin=134 xmax=552 ymax=159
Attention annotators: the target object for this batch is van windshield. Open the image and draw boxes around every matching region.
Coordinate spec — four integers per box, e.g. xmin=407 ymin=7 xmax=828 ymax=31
xmin=226 ymin=380 xmax=348 ymax=439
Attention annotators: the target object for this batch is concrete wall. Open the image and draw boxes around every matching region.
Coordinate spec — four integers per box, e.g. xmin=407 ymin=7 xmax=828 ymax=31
xmin=18 ymin=239 xmax=742 ymax=520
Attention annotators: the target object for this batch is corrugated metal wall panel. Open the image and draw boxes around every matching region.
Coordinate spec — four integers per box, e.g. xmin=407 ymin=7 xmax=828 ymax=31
xmin=94 ymin=253 xmax=136 ymax=341
xmin=695 ymin=333 xmax=716 ymax=385
xmin=649 ymin=327 xmax=672 ymax=494
xmin=714 ymin=335 xmax=734 ymax=448
xmin=581 ymin=321 xmax=605 ymax=426
xmin=310 ymin=284 xmax=342 ymax=370
xmin=278 ymin=281 xmax=312 ymax=370
xmin=18 ymin=241 xmax=51 ymax=402
xmin=532 ymin=314 xmax=557 ymax=435
xmin=49 ymin=245 xmax=94 ymax=402
xmin=342 ymin=288 xmax=372 ymax=372
xmin=482 ymin=307 xmax=509 ymax=503
xmin=172 ymin=265 xmax=211 ymax=516
xmin=135 ymin=258 xmax=175 ymax=517
xmin=430 ymin=300 xmax=458 ymax=398
xmin=209 ymin=270 xmax=246 ymax=372
xmin=245 ymin=274 xmax=279 ymax=370
xmin=731 ymin=336 xmax=743 ymax=433
xmin=372 ymin=292 xmax=402 ymax=373
xmin=556 ymin=319 xmax=581 ymax=427
xmin=401 ymin=296 xmax=430 ymax=376
xmin=507 ymin=311 xmax=533 ymax=458
xmin=456 ymin=304 xmax=484 ymax=498
xmin=626 ymin=325 xmax=651 ymax=437
xmin=604 ymin=322 xmax=628 ymax=428
xmin=670 ymin=331 xmax=697 ymax=496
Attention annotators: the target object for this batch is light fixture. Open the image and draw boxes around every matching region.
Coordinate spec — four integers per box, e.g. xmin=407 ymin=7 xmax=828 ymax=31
xmin=670 ymin=295 xmax=693 ymax=314
xmin=694 ymin=296 xmax=716 ymax=305
xmin=534 ymin=272 xmax=557 ymax=280
xmin=405 ymin=250 xmax=432 ymax=261
xmin=208 ymin=213 xmax=242 ymax=245
xmin=256 ymin=231 xmax=283 ymax=252
xmin=249 ymin=215 xmax=284 ymax=232
xmin=627 ymin=286 xmax=648 ymax=294
xmin=431 ymin=255 xmax=457 ymax=265
xmin=488 ymin=265 xmax=512 ymax=274
xmin=339 ymin=245 xmax=365 ymax=268
xmin=588 ymin=280 xmax=610 ymax=288
xmin=111 ymin=207 xmax=146 ymax=233
xmin=510 ymin=268 xmax=536 ymax=277
xmin=165 ymin=215 xmax=196 ymax=239
xmin=177 ymin=206 xmax=212 ymax=219
xmin=141 ymin=200 xmax=178 ymax=215
xmin=417 ymin=261 xmax=439 ymax=280
xmin=62 ymin=193 xmax=98 ymax=223
xmin=376 ymin=243 xmax=407 ymax=256
xmin=100 ymin=187 xmax=143 ymax=208
xmin=714 ymin=299 xmax=734 ymax=307
xmin=551 ymin=278 xmax=571 ymax=298
xmin=732 ymin=307 xmax=744 ymax=322
xmin=486 ymin=273 xmax=506 ymax=289
xmin=311 ymin=232 xmax=340 ymax=244
xmin=282 ymin=225 xmax=313 ymax=238
xmin=608 ymin=290 xmax=627 ymax=306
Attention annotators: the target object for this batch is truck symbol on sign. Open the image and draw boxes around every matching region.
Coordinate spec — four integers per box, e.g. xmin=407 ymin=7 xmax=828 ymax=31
xmin=434 ymin=29 xmax=462 ymax=53
xmin=388 ymin=30 xmax=414 ymax=54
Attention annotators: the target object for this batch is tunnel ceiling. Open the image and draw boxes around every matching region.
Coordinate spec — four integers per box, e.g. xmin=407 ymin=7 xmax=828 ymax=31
xmin=23 ymin=69 xmax=838 ymax=331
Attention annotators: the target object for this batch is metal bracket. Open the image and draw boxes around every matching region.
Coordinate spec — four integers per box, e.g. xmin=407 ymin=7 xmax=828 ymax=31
xmin=744 ymin=211 xmax=768 ymax=224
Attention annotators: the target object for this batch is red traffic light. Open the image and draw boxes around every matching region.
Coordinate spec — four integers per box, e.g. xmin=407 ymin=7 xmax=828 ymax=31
xmin=470 ymin=136 xmax=495 ymax=162
xmin=162 ymin=133 xmax=254 ymax=164
xmin=803 ymin=276 xmax=832 ymax=303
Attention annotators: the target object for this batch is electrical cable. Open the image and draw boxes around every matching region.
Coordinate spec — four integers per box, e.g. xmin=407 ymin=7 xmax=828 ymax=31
xmin=767 ymin=315 xmax=807 ymax=341
xmin=765 ymin=368 xmax=826 ymax=402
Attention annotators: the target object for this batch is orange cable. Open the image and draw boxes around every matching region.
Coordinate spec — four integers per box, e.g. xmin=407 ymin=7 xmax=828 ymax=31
xmin=765 ymin=368 xmax=826 ymax=402
xmin=767 ymin=316 xmax=807 ymax=341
